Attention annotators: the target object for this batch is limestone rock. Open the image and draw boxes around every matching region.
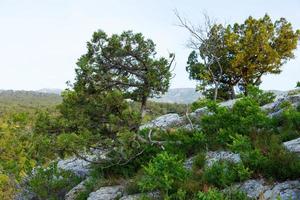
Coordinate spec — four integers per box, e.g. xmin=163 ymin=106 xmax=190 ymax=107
xmin=87 ymin=185 xmax=124 ymax=200
xmin=283 ymin=137 xmax=300 ymax=155
xmin=206 ymin=151 xmax=241 ymax=167
xmin=236 ymin=179 xmax=269 ymax=199
xmin=120 ymin=191 xmax=160 ymax=200
xmin=57 ymin=157 xmax=92 ymax=178
xmin=65 ymin=178 xmax=90 ymax=200
xmin=139 ymin=113 xmax=185 ymax=129
xmin=263 ymin=180 xmax=300 ymax=200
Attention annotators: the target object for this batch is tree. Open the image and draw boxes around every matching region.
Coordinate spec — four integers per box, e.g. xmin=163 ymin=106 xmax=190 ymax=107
xmin=226 ymin=14 xmax=300 ymax=95
xmin=297 ymin=81 xmax=300 ymax=88
xmin=179 ymin=13 xmax=300 ymax=99
xmin=74 ymin=30 xmax=174 ymax=118
xmin=176 ymin=12 xmax=227 ymax=101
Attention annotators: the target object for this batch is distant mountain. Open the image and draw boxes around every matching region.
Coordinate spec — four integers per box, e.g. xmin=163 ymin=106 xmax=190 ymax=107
xmin=36 ymin=88 xmax=201 ymax=104
xmin=151 ymin=88 xmax=202 ymax=104
xmin=37 ymin=88 xmax=63 ymax=95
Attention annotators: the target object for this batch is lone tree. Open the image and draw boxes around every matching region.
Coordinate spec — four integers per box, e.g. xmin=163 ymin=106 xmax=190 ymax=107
xmin=176 ymin=12 xmax=227 ymax=101
xmin=75 ymin=30 xmax=174 ymax=118
xmin=227 ymin=14 xmax=300 ymax=95
xmin=178 ymin=13 xmax=300 ymax=99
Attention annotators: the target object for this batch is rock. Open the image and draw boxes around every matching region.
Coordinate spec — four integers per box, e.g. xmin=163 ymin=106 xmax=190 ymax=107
xmin=235 ymin=179 xmax=269 ymax=199
xmin=184 ymin=151 xmax=241 ymax=170
xmin=57 ymin=157 xmax=92 ymax=178
xmin=120 ymin=191 xmax=160 ymax=200
xmin=219 ymin=99 xmax=238 ymax=109
xmin=206 ymin=151 xmax=241 ymax=167
xmin=283 ymin=137 xmax=300 ymax=155
xmin=189 ymin=107 xmax=208 ymax=119
xmin=230 ymin=179 xmax=300 ymax=200
xmin=183 ymin=156 xmax=195 ymax=170
xmin=87 ymin=185 xmax=124 ymax=200
xmin=262 ymin=94 xmax=300 ymax=116
xmin=263 ymin=180 xmax=300 ymax=200
xmin=139 ymin=113 xmax=185 ymax=129
xmin=65 ymin=178 xmax=90 ymax=200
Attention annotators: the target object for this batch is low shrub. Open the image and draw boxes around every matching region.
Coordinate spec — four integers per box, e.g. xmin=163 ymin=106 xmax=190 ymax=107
xmin=28 ymin=162 xmax=82 ymax=200
xmin=138 ymin=152 xmax=189 ymax=197
xmin=202 ymin=161 xmax=251 ymax=188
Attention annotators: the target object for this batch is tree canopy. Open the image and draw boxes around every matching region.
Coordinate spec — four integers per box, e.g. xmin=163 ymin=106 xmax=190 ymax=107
xmin=183 ymin=14 xmax=300 ymax=99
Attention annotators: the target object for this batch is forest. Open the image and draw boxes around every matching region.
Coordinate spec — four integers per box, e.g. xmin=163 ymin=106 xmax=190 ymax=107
xmin=1 ymin=13 xmax=300 ymax=200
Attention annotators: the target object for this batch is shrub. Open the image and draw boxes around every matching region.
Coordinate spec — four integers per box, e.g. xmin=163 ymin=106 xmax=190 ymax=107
xmin=191 ymin=98 xmax=211 ymax=112
xmin=202 ymin=161 xmax=251 ymax=188
xmin=193 ymin=152 xmax=206 ymax=170
xmin=195 ymin=188 xmax=250 ymax=200
xmin=28 ymin=162 xmax=82 ymax=200
xmin=227 ymin=134 xmax=252 ymax=153
xmin=201 ymin=98 xmax=271 ymax=147
xmin=247 ymin=85 xmax=276 ymax=106
xmin=195 ymin=189 xmax=225 ymax=200
xmin=138 ymin=152 xmax=189 ymax=196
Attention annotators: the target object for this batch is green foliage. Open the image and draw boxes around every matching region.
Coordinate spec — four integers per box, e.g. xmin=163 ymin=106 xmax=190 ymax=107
xmin=246 ymin=85 xmax=276 ymax=106
xmin=296 ymin=81 xmax=300 ymax=88
xmin=193 ymin=152 xmax=206 ymax=170
xmin=28 ymin=162 xmax=82 ymax=200
xmin=202 ymin=161 xmax=251 ymax=188
xmin=138 ymin=152 xmax=188 ymax=196
xmin=196 ymin=189 xmax=225 ymax=200
xmin=201 ymin=98 xmax=270 ymax=147
xmin=227 ymin=134 xmax=252 ymax=153
xmin=75 ymin=30 xmax=174 ymax=115
xmin=190 ymin=98 xmax=212 ymax=111
xmin=186 ymin=14 xmax=300 ymax=99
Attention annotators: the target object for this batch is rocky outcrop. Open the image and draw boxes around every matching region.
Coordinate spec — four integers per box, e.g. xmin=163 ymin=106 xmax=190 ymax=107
xmin=262 ymin=94 xmax=300 ymax=117
xmin=139 ymin=113 xmax=185 ymax=129
xmin=87 ymin=185 xmax=124 ymax=200
xmin=120 ymin=191 xmax=160 ymax=200
xmin=234 ymin=179 xmax=268 ymax=199
xmin=283 ymin=137 xmax=300 ymax=155
xmin=65 ymin=178 xmax=90 ymax=200
xmin=184 ymin=151 xmax=241 ymax=170
xmin=57 ymin=157 xmax=92 ymax=177
xmin=206 ymin=151 xmax=241 ymax=167
xmin=232 ymin=179 xmax=300 ymax=200
xmin=263 ymin=180 xmax=300 ymax=200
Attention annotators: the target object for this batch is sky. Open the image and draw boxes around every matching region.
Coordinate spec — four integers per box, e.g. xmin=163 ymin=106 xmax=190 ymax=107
xmin=0 ymin=0 xmax=299 ymax=91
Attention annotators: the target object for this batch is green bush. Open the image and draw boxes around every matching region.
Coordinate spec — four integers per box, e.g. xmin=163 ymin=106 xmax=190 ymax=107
xmin=246 ymin=85 xmax=276 ymax=106
xmin=191 ymin=99 xmax=212 ymax=112
xmin=193 ymin=152 xmax=206 ymax=170
xmin=201 ymin=98 xmax=271 ymax=147
xmin=138 ymin=152 xmax=189 ymax=197
xmin=202 ymin=161 xmax=251 ymax=188
xmin=28 ymin=162 xmax=82 ymax=200
xmin=227 ymin=134 xmax=252 ymax=153
xmin=196 ymin=189 xmax=225 ymax=200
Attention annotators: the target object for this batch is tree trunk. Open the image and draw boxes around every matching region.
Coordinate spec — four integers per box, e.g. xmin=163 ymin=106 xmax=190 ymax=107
xmin=141 ymin=96 xmax=147 ymax=118
xmin=213 ymin=83 xmax=219 ymax=102
xmin=231 ymin=85 xmax=236 ymax=99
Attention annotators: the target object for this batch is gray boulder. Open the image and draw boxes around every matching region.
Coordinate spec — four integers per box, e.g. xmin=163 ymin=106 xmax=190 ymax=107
xmin=65 ymin=178 xmax=90 ymax=200
xmin=139 ymin=113 xmax=185 ymax=130
xmin=263 ymin=180 xmax=300 ymax=200
xmin=206 ymin=151 xmax=241 ymax=167
xmin=184 ymin=151 xmax=241 ymax=170
xmin=57 ymin=157 xmax=92 ymax=178
xmin=283 ymin=137 xmax=300 ymax=155
xmin=120 ymin=191 xmax=160 ymax=200
xmin=234 ymin=179 xmax=269 ymax=199
xmin=87 ymin=185 xmax=124 ymax=200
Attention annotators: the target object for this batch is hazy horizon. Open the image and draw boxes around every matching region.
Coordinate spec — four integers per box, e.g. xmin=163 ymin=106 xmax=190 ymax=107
xmin=1 ymin=0 xmax=299 ymax=91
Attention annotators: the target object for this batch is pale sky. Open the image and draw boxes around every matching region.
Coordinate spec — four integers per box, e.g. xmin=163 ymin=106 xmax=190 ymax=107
xmin=0 ymin=0 xmax=299 ymax=91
